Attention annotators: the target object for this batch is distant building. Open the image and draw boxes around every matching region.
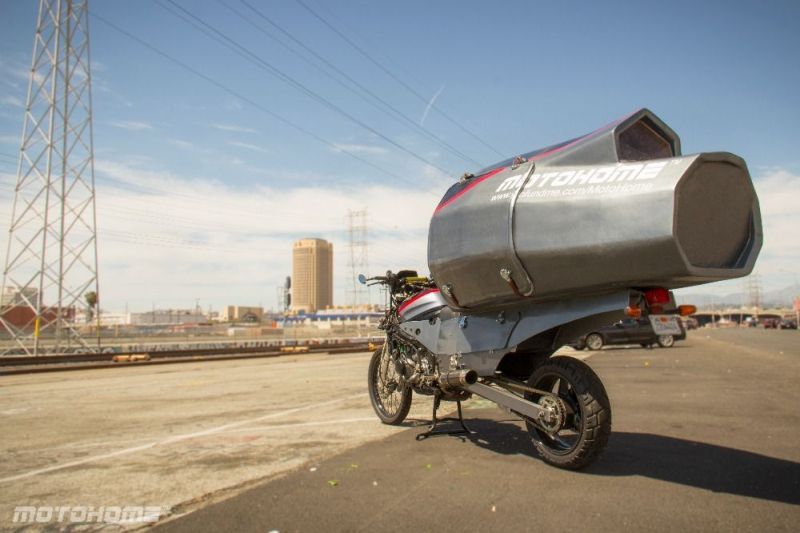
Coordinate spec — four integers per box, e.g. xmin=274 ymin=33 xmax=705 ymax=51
xmin=129 ymin=309 xmax=206 ymax=325
xmin=1 ymin=287 xmax=39 ymax=307
xmin=220 ymin=305 xmax=264 ymax=323
xmin=292 ymin=238 xmax=333 ymax=313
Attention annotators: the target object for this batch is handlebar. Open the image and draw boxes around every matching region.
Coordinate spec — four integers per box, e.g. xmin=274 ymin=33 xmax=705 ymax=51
xmin=359 ymin=271 xmax=430 ymax=289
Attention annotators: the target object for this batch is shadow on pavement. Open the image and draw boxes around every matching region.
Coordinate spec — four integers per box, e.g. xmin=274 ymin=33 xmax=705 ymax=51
xmin=461 ymin=418 xmax=800 ymax=505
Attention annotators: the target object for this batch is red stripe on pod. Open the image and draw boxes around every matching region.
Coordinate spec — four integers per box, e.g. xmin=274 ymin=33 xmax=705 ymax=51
xmin=434 ymin=166 xmax=507 ymax=214
xmin=397 ymin=288 xmax=440 ymax=316
xmin=433 ymin=109 xmax=638 ymax=214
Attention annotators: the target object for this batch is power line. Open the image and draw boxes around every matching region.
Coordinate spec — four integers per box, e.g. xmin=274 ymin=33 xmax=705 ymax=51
xmin=94 ymin=176 xmax=366 ymax=227
xmin=231 ymin=0 xmax=485 ymax=169
xmin=100 ymin=228 xmax=274 ymax=255
xmin=89 ymin=11 xmax=439 ymax=195
xmin=157 ymin=0 xmax=454 ymax=177
xmin=3 ymin=178 xmax=430 ymax=243
xmin=3 ymin=182 xmax=425 ymax=261
xmin=89 ymin=171 xmax=343 ymax=225
xmin=295 ymin=0 xmax=506 ymax=159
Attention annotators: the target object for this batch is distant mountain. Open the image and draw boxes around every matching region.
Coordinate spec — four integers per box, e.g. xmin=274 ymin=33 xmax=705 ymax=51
xmin=675 ymin=285 xmax=798 ymax=309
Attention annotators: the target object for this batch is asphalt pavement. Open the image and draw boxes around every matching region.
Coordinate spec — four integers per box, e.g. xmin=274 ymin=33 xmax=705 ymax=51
xmin=156 ymin=328 xmax=800 ymax=533
xmin=0 ymin=351 xmax=433 ymax=528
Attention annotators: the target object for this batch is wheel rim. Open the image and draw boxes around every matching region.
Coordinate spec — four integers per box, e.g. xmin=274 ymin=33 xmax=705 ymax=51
xmin=586 ymin=334 xmax=602 ymax=350
xmin=659 ymin=335 xmax=674 ymax=347
xmin=371 ymin=347 xmax=405 ymax=417
xmin=531 ymin=373 xmax=584 ymax=455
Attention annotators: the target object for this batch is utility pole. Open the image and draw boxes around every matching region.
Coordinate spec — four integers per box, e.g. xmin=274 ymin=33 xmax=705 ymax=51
xmin=0 ymin=0 xmax=100 ymax=355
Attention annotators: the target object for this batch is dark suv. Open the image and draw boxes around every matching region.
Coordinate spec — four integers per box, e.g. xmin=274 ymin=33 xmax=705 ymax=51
xmin=571 ymin=318 xmax=687 ymax=350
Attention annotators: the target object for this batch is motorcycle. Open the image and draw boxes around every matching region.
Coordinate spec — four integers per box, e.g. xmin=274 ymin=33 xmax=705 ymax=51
xmin=361 ymin=109 xmax=762 ymax=470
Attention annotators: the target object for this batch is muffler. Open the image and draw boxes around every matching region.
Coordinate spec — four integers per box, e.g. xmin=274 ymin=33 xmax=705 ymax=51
xmin=439 ymin=369 xmax=478 ymax=390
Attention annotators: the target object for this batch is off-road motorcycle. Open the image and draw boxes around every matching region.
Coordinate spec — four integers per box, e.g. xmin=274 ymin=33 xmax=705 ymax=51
xmin=362 ymin=109 xmax=762 ymax=469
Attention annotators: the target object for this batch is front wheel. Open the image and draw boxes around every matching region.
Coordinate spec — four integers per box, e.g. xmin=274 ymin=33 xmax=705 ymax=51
xmin=657 ymin=335 xmax=675 ymax=348
xmin=368 ymin=346 xmax=412 ymax=425
xmin=525 ymin=357 xmax=611 ymax=470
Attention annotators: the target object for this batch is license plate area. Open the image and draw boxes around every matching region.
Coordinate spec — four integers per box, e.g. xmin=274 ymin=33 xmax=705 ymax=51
xmin=649 ymin=315 xmax=682 ymax=335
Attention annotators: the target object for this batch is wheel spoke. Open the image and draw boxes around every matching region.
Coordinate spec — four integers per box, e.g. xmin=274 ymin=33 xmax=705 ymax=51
xmin=523 ymin=358 xmax=610 ymax=469
xmin=530 ymin=373 xmax=582 ymax=454
xmin=557 ymin=377 xmax=569 ymax=397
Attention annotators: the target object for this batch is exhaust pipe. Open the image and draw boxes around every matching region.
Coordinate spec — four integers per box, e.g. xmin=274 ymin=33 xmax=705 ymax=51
xmin=439 ymin=369 xmax=478 ymax=390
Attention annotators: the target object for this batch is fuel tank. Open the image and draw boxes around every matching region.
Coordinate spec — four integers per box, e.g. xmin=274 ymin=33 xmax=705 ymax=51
xmin=397 ymin=288 xmax=447 ymax=322
xmin=428 ymin=109 xmax=762 ymax=311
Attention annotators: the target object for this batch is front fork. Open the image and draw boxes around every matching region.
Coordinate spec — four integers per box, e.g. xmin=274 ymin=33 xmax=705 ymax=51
xmin=378 ymin=338 xmax=410 ymax=396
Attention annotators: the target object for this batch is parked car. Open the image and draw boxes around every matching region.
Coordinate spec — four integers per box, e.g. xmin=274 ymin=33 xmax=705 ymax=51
xmin=570 ymin=318 xmax=687 ymax=350
xmin=780 ymin=318 xmax=798 ymax=330
xmin=681 ymin=316 xmax=699 ymax=330
xmin=763 ymin=318 xmax=780 ymax=329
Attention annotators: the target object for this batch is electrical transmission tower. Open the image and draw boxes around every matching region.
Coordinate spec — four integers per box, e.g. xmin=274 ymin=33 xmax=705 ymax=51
xmin=746 ymin=274 xmax=762 ymax=317
xmin=1 ymin=0 xmax=100 ymax=355
xmin=346 ymin=209 xmax=369 ymax=309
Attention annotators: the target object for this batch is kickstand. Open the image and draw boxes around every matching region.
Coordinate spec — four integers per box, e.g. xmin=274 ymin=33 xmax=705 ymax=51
xmin=415 ymin=394 xmax=471 ymax=441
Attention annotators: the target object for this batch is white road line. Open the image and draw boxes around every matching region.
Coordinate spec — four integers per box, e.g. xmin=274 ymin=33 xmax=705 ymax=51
xmin=36 ymin=416 xmax=378 ymax=453
xmin=225 ymin=417 xmax=377 ymax=433
xmin=0 ymin=393 xmax=367 ymax=484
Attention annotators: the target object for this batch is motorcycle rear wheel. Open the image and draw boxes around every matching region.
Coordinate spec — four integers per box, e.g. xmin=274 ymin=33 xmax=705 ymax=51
xmin=368 ymin=347 xmax=412 ymax=425
xmin=525 ymin=357 xmax=611 ymax=470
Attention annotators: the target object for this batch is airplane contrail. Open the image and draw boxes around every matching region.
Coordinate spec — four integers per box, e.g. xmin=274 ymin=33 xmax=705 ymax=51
xmin=420 ymin=84 xmax=445 ymax=127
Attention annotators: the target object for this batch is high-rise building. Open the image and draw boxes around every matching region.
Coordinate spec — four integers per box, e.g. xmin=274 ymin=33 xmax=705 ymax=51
xmin=292 ymin=238 xmax=333 ymax=313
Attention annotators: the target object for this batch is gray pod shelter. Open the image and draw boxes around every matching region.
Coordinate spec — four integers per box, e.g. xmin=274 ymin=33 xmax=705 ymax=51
xmin=428 ymin=108 xmax=762 ymax=311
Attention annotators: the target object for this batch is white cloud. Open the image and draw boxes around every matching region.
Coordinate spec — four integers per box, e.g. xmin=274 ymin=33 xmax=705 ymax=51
xmin=2 ymin=64 xmax=43 ymax=86
xmin=224 ymin=99 xmax=243 ymax=111
xmin=421 ymin=163 xmax=450 ymax=182
xmin=0 ymin=158 xmax=436 ymax=312
xmin=745 ymin=169 xmax=800 ymax=274
xmin=227 ymin=141 xmax=269 ymax=154
xmin=331 ymin=143 xmax=389 ymax=155
xmin=93 ymin=77 xmax=134 ymax=108
xmin=2 ymin=78 xmax=22 ymax=91
xmin=108 ymin=120 xmax=153 ymax=131
xmin=212 ymin=124 xmax=257 ymax=134
xmin=167 ymin=138 xmax=196 ymax=150
xmin=1 ymin=95 xmax=23 ymax=108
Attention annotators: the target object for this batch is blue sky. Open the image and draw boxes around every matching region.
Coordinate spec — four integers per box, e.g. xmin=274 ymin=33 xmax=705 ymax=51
xmin=0 ymin=0 xmax=798 ymax=312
